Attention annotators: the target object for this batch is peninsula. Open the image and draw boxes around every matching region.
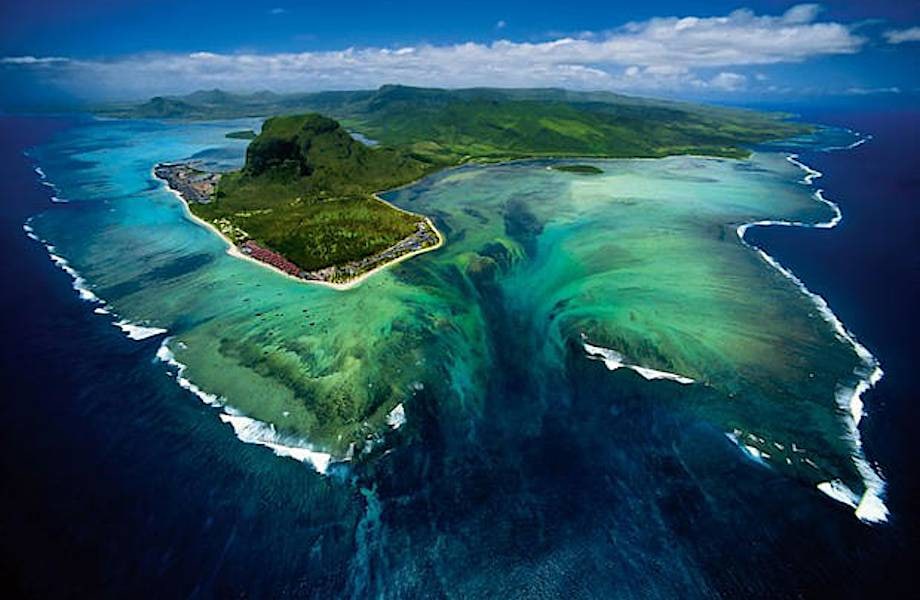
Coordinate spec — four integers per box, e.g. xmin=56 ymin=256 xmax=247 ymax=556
xmin=155 ymin=114 xmax=442 ymax=285
xmin=145 ymin=86 xmax=812 ymax=286
xmin=104 ymin=85 xmax=812 ymax=165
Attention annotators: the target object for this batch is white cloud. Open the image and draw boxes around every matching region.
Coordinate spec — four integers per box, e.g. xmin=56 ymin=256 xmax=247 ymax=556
xmin=709 ymin=72 xmax=747 ymax=91
xmin=845 ymin=86 xmax=901 ymax=95
xmin=1 ymin=56 xmax=69 ymax=65
xmin=2 ymin=4 xmax=866 ymax=98
xmin=269 ymin=8 xmax=287 ymax=16
xmin=496 ymin=20 xmax=507 ymax=30
xmin=884 ymin=27 xmax=920 ymax=44
xmin=782 ymin=4 xmax=822 ymax=25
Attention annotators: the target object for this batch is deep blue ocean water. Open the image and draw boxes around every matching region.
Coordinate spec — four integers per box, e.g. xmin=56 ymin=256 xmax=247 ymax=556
xmin=0 ymin=107 xmax=916 ymax=598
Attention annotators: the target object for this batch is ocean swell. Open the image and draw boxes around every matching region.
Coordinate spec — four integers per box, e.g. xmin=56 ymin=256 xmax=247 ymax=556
xmin=26 ymin=220 xmax=102 ymax=305
xmin=33 ymin=164 xmax=69 ymax=203
xmin=113 ymin=320 xmax=169 ymax=341
xmin=25 ymin=187 xmax=335 ymax=477
xmin=154 ymin=339 xmax=335 ymax=474
xmin=24 ymin=219 xmax=171 ymax=341
xmin=582 ymin=336 xmax=695 ymax=385
xmin=735 ymin=145 xmax=888 ymax=524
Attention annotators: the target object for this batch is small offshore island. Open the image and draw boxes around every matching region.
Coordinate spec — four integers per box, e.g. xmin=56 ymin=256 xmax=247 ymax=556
xmin=551 ymin=164 xmax=605 ymax=174
xmin=225 ymin=129 xmax=257 ymax=140
xmin=155 ymin=115 xmax=443 ymax=285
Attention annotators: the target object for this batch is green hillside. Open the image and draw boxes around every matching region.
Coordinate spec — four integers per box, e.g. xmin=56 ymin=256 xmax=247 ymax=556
xmin=103 ymin=85 xmax=810 ymax=160
xmin=142 ymin=86 xmax=812 ymax=278
xmin=192 ymin=114 xmax=436 ymax=272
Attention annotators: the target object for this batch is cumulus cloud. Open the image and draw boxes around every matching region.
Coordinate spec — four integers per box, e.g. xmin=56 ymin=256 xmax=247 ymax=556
xmin=781 ymin=3 xmax=822 ymax=24
xmin=884 ymin=27 xmax=920 ymax=44
xmin=1 ymin=4 xmax=866 ymax=99
xmin=709 ymin=72 xmax=747 ymax=91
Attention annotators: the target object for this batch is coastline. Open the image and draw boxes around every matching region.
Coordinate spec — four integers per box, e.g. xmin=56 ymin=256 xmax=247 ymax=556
xmin=154 ymin=339 xmax=335 ymax=474
xmin=153 ymin=166 xmax=444 ymax=291
xmin=23 ymin=162 xmax=343 ymax=475
xmin=734 ymin=146 xmax=888 ymax=524
xmin=28 ymin=140 xmax=889 ymax=511
xmin=25 ymin=204 xmax=341 ymax=474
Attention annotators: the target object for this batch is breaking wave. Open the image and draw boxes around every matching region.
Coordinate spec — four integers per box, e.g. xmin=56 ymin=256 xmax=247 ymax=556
xmin=154 ymin=339 xmax=335 ymax=474
xmin=582 ymin=335 xmax=695 ymax=385
xmin=735 ymin=144 xmax=887 ymax=524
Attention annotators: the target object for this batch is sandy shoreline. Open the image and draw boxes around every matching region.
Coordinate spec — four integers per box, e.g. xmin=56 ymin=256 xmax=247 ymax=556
xmin=153 ymin=167 xmax=444 ymax=291
xmin=153 ymin=147 xmax=752 ymax=291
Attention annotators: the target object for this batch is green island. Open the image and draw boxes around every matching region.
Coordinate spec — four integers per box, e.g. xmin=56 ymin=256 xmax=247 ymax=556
xmin=225 ymin=129 xmax=257 ymax=140
xmin=143 ymin=85 xmax=810 ymax=284
xmin=551 ymin=164 xmax=605 ymax=174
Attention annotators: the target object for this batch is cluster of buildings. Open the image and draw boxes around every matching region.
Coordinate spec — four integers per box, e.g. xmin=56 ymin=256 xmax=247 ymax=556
xmin=154 ymin=162 xmax=220 ymax=204
xmin=156 ymin=160 xmax=441 ymax=284
xmin=240 ymin=240 xmax=303 ymax=277
xmin=307 ymin=220 xmax=440 ymax=283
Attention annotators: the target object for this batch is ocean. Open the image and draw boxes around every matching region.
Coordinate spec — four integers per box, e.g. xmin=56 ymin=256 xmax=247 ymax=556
xmin=0 ymin=105 xmax=915 ymax=598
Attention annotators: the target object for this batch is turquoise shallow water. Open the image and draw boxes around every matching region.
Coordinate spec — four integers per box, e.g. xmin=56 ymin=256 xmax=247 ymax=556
xmin=27 ymin=117 xmax=883 ymax=522
xmin=6 ymin=110 xmax=914 ymax=598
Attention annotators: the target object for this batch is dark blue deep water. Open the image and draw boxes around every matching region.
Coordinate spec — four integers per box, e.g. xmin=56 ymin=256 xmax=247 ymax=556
xmin=1 ymin=107 xmax=916 ymax=598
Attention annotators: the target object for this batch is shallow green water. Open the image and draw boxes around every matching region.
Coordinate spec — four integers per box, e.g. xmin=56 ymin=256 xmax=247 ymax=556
xmin=30 ymin=119 xmax=878 ymax=517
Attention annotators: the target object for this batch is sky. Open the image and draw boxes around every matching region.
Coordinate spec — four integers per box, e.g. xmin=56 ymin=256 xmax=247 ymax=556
xmin=1 ymin=1 xmax=918 ymax=108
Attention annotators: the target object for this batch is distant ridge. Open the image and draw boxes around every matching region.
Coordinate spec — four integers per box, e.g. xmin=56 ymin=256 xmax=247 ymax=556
xmin=100 ymin=85 xmax=810 ymax=161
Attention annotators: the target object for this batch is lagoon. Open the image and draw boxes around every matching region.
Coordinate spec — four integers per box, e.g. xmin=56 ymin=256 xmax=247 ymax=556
xmin=26 ymin=116 xmax=884 ymax=524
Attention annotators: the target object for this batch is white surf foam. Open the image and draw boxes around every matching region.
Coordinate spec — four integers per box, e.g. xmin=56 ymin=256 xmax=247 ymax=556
xmin=154 ymin=341 xmax=223 ymax=407
xmin=24 ymin=220 xmax=174 ymax=344
xmin=386 ymin=403 xmax=406 ymax=429
xmin=817 ymin=480 xmax=859 ymax=508
xmin=154 ymin=339 xmax=334 ymax=474
xmin=737 ymin=150 xmax=888 ymax=524
xmin=45 ymin=249 xmax=101 ymax=303
xmin=724 ymin=433 xmax=768 ymax=466
xmin=582 ymin=340 xmax=626 ymax=370
xmin=33 ymin=165 xmax=61 ymax=193
xmin=786 ymin=154 xmax=823 ymax=185
xmin=629 ymin=365 xmax=695 ymax=385
xmin=817 ymin=470 xmax=888 ymax=524
xmin=583 ymin=338 xmax=694 ymax=385
xmin=821 ymin=134 xmax=872 ymax=152
xmin=845 ymin=137 xmax=868 ymax=150
xmin=113 ymin=319 xmax=168 ymax=341
xmin=219 ymin=412 xmax=332 ymax=474
xmin=32 ymin=162 xmax=74 ymax=202
xmin=25 ymin=219 xmax=102 ymax=304
xmin=22 ymin=223 xmax=39 ymax=241
xmin=26 ymin=217 xmax=333 ymax=474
